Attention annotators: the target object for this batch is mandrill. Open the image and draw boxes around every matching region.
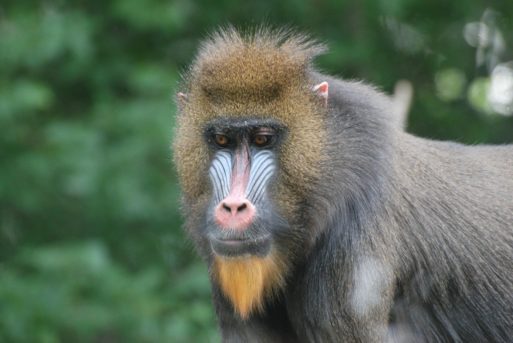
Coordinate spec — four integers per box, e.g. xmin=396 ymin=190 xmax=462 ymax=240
xmin=172 ymin=27 xmax=513 ymax=342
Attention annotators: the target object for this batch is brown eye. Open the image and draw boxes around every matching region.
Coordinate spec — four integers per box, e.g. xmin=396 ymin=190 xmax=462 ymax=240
xmin=214 ymin=134 xmax=229 ymax=147
xmin=254 ymin=134 xmax=271 ymax=147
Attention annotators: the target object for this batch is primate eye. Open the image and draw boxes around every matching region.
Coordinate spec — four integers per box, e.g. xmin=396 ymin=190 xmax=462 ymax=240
xmin=214 ymin=134 xmax=230 ymax=147
xmin=253 ymin=134 xmax=272 ymax=147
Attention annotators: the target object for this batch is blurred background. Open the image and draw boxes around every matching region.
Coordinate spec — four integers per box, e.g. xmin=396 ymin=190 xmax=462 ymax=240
xmin=1 ymin=0 xmax=512 ymax=342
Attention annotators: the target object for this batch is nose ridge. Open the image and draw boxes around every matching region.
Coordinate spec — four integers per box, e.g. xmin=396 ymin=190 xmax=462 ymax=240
xmin=215 ymin=195 xmax=256 ymax=230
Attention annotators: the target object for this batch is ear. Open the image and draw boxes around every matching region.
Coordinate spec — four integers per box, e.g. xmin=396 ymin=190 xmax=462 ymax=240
xmin=312 ymin=82 xmax=329 ymax=106
xmin=176 ymin=92 xmax=188 ymax=110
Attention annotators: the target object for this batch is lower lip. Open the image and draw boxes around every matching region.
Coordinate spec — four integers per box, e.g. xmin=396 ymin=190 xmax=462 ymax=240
xmin=210 ymin=235 xmax=271 ymax=258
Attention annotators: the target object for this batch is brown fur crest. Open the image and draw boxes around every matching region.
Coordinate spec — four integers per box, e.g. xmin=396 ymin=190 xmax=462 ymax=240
xmin=189 ymin=27 xmax=326 ymax=105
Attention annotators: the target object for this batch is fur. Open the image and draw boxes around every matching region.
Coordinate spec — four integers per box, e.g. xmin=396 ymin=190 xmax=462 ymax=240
xmin=214 ymin=253 xmax=286 ymax=319
xmin=173 ymin=27 xmax=513 ymax=342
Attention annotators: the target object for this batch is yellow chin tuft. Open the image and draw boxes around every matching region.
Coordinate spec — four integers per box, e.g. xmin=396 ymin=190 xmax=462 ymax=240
xmin=213 ymin=254 xmax=286 ymax=319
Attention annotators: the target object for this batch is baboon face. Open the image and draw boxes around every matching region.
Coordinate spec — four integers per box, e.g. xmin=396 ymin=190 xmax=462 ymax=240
xmin=174 ymin=33 xmax=328 ymax=258
xmin=174 ymin=86 xmax=327 ymax=262
xmin=203 ymin=116 xmax=291 ymax=258
xmin=173 ymin=29 xmax=329 ymax=317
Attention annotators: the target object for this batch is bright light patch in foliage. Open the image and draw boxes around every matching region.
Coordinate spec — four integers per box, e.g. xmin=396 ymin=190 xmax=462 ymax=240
xmin=435 ymin=68 xmax=467 ymax=102
xmin=467 ymin=77 xmax=493 ymax=115
xmin=488 ymin=63 xmax=513 ymax=116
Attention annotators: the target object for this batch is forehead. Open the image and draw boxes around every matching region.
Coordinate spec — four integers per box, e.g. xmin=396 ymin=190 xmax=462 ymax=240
xmin=204 ymin=117 xmax=286 ymax=131
xmin=182 ymin=84 xmax=317 ymax=131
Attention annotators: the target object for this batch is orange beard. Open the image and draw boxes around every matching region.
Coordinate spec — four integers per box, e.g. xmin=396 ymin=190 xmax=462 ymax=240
xmin=213 ymin=254 xmax=286 ymax=319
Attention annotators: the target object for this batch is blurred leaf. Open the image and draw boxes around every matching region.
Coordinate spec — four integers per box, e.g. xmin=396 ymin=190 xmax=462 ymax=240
xmin=0 ymin=80 xmax=54 ymax=119
xmin=467 ymin=77 xmax=493 ymax=114
xmin=435 ymin=68 xmax=467 ymax=101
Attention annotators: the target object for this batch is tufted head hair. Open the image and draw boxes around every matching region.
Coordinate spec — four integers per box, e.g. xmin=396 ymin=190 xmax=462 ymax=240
xmin=187 ymin=27 xmax=326 ymax=106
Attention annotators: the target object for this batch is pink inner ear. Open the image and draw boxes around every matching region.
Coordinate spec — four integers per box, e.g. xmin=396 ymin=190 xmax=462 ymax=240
xmin=313 ymin=82 xmax=329 ymax=99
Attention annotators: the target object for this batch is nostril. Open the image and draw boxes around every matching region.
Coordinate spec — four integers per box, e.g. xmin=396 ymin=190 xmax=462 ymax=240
xmin=220 ymin=201 xmax=248 ymax=215
xmin=215 ymin=198 xmax=256 ymax=230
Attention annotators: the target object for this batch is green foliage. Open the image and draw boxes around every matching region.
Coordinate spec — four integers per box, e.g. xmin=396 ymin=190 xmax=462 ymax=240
xmin=0 ymin=0 xmax=512 ymax=341
xmin=0 ymin=241 xmax=218 ymax=342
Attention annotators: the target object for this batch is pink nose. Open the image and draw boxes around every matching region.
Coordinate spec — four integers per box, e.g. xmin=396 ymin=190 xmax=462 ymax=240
xmin=214 ymin=195 xmax=256 ymax=230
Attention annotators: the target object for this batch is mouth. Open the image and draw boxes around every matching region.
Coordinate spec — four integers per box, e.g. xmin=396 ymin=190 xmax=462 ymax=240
xmin=210 ymin=234 xmax=271 ymax=258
